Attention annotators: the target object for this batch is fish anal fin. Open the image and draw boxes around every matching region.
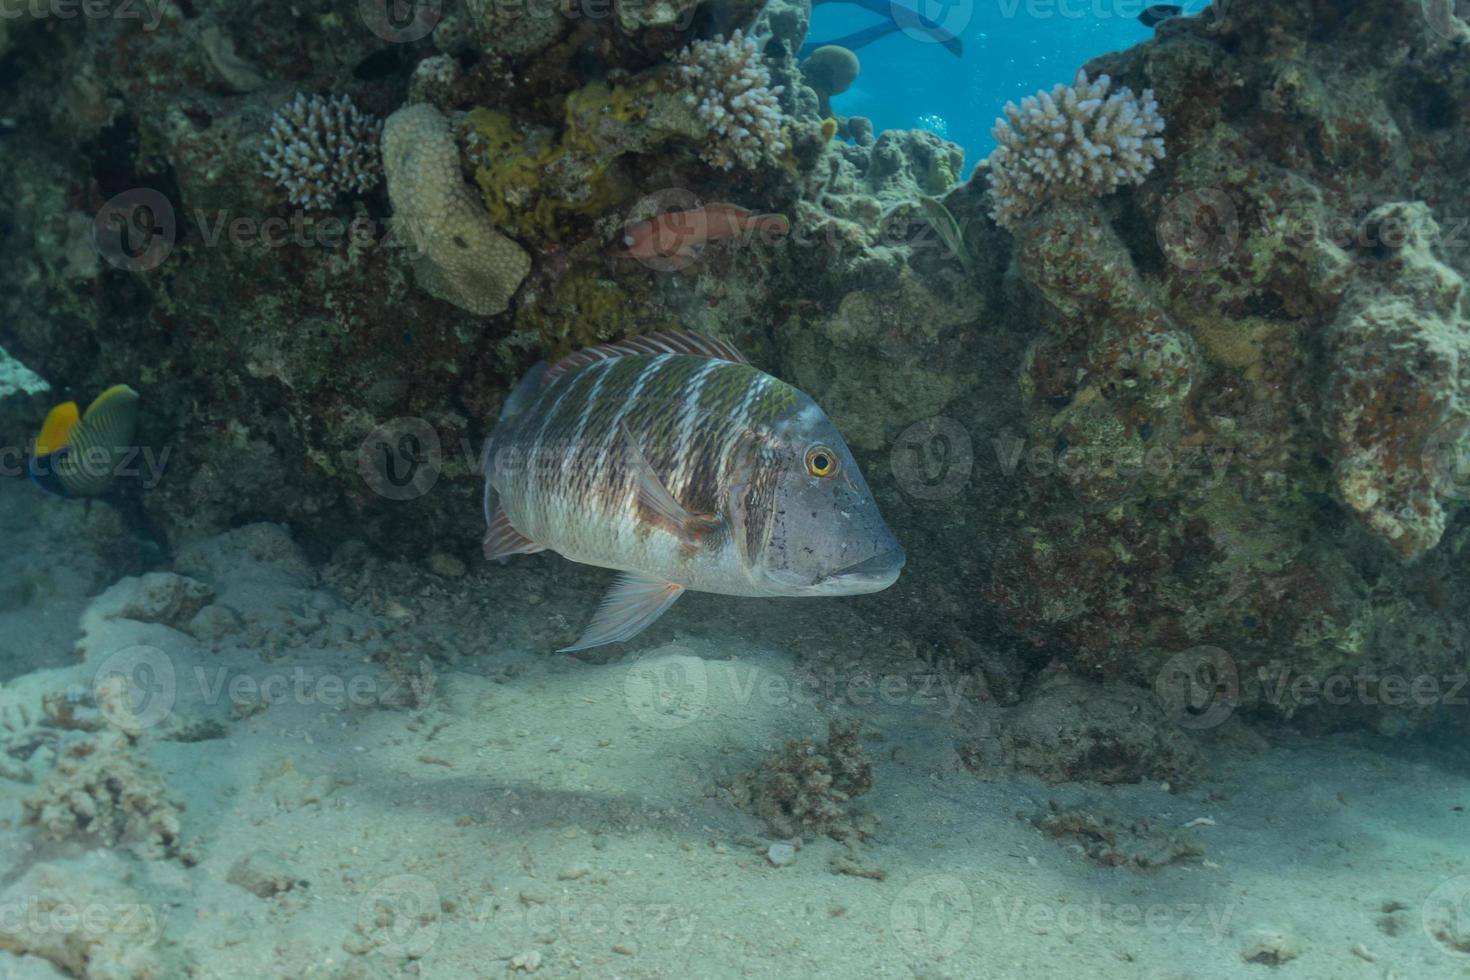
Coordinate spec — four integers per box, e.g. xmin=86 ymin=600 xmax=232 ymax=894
xmin=620 ymin=422 xmax=720 ymax=548
xmin=558 ymin=573 xmax=685 ymax=653
xmin=483 ymin=508 xmax=546 ymax=563
xmin=543 ymin=331 xmax=747 ymax=386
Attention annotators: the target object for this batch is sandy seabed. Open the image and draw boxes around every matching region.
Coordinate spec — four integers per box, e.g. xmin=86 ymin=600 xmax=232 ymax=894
xmin=1 ymin=480 xmax=1468 ymax=980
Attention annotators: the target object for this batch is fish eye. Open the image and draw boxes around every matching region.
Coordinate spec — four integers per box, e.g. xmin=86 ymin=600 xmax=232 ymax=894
xmin=805 ymin=446 xmax=838 ymax=478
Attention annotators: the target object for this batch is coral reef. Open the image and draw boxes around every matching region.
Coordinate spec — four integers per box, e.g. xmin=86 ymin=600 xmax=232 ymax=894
xmin=676 ymin=31 xmax=788 ymax=170
xmin=22 ymin=679 xmax=184 ymax=861
xmin=1324 ymin=201 xmax=1470 ymax=560
xmin=0 ymin=0 xmax=1465 ymax=744
xmin=382 ymin=103 xmax=531 ymax=316
xmin=464 ymin=77 xmax=703 ymax=248
xmin=986 ymin=70 xmax=1165 ymax=231
xmin=970 ymin=0 xmax=1470 ymax=734
xmin=258 ymin=93 xmax=382 ymax=210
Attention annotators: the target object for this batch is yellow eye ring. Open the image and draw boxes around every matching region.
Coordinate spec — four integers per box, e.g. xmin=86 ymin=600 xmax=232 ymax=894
xmin=805 ymin=446 xmax=838 ymax=478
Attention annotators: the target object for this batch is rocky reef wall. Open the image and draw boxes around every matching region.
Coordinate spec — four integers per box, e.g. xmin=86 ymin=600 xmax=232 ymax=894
xmin=1 ymin=0 xmax=1467 ymax=733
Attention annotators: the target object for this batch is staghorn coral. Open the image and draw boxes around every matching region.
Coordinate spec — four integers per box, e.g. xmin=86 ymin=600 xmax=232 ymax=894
xmin=259 ymin=93 xmax=383 ymax=209
xmin=986 ymin=69 xmax=1165 ymax=231
xmin=382 ymin=102 xmax=531 ymax=316
xmin=676 ymin=30 xmax=787 ymax=170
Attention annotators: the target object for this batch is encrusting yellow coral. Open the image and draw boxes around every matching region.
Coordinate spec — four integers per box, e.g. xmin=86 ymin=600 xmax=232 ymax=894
xmin=382 ymin=103 xmax=531 ymax=316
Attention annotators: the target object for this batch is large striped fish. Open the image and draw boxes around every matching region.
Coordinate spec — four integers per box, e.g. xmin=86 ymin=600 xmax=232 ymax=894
xmin=481 ymin=332 xmax=904 ymax=652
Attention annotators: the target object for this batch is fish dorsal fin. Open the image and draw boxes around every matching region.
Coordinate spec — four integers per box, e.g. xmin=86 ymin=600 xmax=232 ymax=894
xmin=83 ymin=384 xmax=139 ymax=420
xmin=542 ymin=331 xmax=747 ymax=386
xmin=558 ymin=573 xmax=685 ymax=653
xmin=34 ymin=401 xmax=81 ymax=457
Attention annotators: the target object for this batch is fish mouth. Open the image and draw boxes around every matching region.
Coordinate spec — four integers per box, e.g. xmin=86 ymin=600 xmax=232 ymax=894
xmin=814 ymin=545 xmax=906 ymax=595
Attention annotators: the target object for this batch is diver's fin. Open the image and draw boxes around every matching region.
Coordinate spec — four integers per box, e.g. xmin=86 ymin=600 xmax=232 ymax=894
xmin=801 ymin=22 xmax=895 ymax=57
xmin=559 ymin=573 xmax=685 ymax=653
xmin=483 ymin=508 xmax=546 ymax=562
xmin=799 ymin=12 xmax=962 ymax=57
xmin=620 ymin=422 xmax=720 ymax=547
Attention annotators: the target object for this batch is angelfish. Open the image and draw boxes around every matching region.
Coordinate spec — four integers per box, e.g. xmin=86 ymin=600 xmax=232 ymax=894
xmin=481 ymin=332 xmax=905 ymax=652
xmin=29 ymin=384 xmax=141 ymax=498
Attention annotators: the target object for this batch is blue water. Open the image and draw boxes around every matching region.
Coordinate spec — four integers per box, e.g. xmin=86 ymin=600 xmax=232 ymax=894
xmin=809 ymin=0 xmax=1172 ymax=173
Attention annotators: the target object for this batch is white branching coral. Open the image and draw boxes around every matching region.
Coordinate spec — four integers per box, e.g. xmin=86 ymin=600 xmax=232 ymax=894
xmin=676 ymin=30 xmax=787 ymax=170
xmin=260 ymin=93 xmax=383 ymax=209
xmin=986 ymin=70 xmax=1166 ymax=231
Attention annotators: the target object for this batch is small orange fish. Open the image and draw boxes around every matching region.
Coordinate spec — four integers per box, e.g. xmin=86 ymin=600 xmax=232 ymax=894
xmin=613 ymin=205 xmax=790 ymax=260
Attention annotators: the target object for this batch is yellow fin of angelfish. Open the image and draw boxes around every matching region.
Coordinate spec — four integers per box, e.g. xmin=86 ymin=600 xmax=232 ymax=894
xmin=34 ymin=401 xmax=81 ymax=457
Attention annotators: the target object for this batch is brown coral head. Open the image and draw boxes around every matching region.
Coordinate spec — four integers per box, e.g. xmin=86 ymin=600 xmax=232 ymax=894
xmin=801 ymin=44 xmax=859 ymax=118
xmin=801 ymin=45 xmax=860 ymax=97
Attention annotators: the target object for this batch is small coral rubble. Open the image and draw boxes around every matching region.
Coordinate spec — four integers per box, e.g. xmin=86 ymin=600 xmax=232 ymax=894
xmin=22 ymin=680 xmax=185 ymax=861
xmin=730 ymin=720 xmax=874 ymax=841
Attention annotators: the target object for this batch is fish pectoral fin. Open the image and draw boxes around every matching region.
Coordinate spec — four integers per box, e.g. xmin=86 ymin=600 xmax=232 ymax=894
xmin=620 ymin=422 xmax=720 ymax=547
xmin=482 ymin=508 xmax=546 ymax=563
xmin=558 ymin=574 xmax=685 ymax=653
